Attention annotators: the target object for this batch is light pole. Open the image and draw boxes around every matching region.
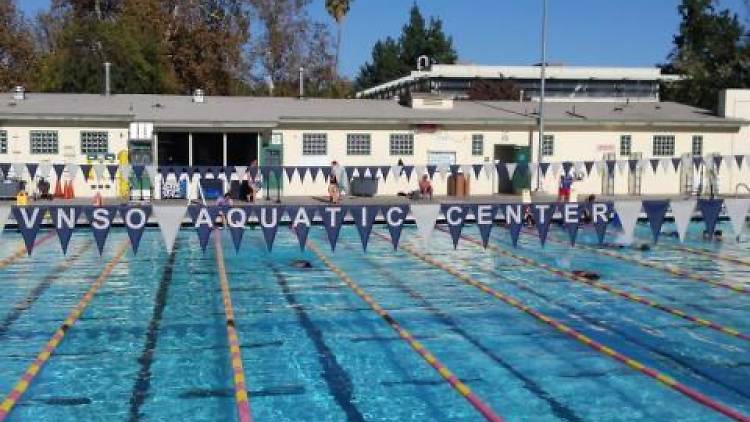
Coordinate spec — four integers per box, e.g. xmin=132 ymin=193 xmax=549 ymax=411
xmin=536 ymin=0 xmax=548 ymax=191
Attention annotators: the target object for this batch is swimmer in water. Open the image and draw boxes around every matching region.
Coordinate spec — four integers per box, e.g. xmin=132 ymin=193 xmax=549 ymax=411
xmin=703 ymin=229 xmax=723 ymax=241
xmin=572 ymin=270 xmax=600 ymax=280
xmin=291 ymin=259 xmax=313 ymax=269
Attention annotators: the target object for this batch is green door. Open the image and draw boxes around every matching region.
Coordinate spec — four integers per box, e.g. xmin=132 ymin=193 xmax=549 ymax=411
xmin=260 ymin=141 xmax=283 ymax=191
xmin=511 ymin=146 xmax=531 ymax=193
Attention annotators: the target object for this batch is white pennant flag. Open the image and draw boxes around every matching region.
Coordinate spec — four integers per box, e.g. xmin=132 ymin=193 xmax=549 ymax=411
xmin=724 ymin=198 xmax=750 ymax=237
xmin=574 ymin=161 xmax=586 ymax=175
xmin=391 ymin=165 xmax=401 ymax=181
xmin=616 ymin=160 xmax=628 ymax=176
xmin=152 ymin=205 xmax=186 ymax=254
xmin=37 ymin=162 xmax=52 ymax=179
xmin=0 ymin=205 xmax=10 ymax=240
xmin=670 ymin=200 xmax=696 ymax=242
xmin=614 ymin=201 xmax=642 ymax=245
xmin=146 ymin=165 xmax=159 ymax=185
xmin=483 ymin=163 xmax=493 ymax=179
xmin=723 ymin=155 xmax=734 ymax=170
xmin=505 ymin=163 xmax=517 ymax=179
xmin=411 ymin=204 xmax=441 ymax=245
xmin=119 ymin=164 xmax=131 ymax=180
xmin=550 ymin=162 xmax=562 ymax=177
xmin=639 ymin=159 xmax=650 ymax=172
xmin=462 ymin=165 xmax=473 ymax=178
xmin=528 ymin=163 xmax=538 ymax=177
xmin=66 ymin=163 xmax=80 ymax=180
xmin=594 ymin=161 xmax=605 ymax=175
xmin=234 ymin=166 xmax=247 ymax=181
xmin=660 ymin=158 xmax=671 ymax=173
xmin=437 ymin=163 xmax=449 ymax=179
xmin=93 ymin=163 xmax=106 ymax=180
xmin=11 ymin=162 xmax=25 ymax=178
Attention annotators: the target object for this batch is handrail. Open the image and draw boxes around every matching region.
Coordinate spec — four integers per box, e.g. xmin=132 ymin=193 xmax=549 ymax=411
xmin=735 ymin=183 xmax=750 ymax=195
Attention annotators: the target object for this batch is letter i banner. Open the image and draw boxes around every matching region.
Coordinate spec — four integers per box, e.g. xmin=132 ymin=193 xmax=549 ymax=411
xmin=345 ymin=206 xmax=379 ymax=251
xmin=49 ymin=206 xmax=84 ymax=254
xmin=441 ymin=204 xmax=469 ymax=249
xmin=187 ymin=205 xmax=221 ymax=252
xmin=12 ymin=206 xmax=46 ymax=255
xmin=286 ymin=206 xmax=318 ymax=251
xmin=381 ymin=205 xmax=409 ymax=250
xmin=84 ymin=206 xmax=119 ymax=255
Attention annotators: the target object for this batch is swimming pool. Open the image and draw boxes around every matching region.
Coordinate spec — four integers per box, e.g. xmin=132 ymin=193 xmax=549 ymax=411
xmin=0 ymin=220 xmax=748 ymax=421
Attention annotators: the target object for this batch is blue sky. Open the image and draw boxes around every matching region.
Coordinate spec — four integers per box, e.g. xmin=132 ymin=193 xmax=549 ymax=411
xmin=19 ymin=0 xmax=748 ymax=78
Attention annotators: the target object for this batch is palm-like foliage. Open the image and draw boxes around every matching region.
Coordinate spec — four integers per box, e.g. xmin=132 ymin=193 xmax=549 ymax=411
xmin=325 ymin=0 xmax=352 ymax=78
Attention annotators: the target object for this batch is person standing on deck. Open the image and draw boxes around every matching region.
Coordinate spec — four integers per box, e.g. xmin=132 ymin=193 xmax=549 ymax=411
xmin=557 ymin=172 xmax=574 ymax=202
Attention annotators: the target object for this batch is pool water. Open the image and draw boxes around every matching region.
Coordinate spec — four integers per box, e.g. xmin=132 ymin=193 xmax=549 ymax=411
xmin=0 ymin=221 xmax=748 ymax=421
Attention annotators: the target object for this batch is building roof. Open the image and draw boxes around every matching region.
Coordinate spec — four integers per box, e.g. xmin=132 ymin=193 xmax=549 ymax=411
xmin=356 ymin=64 xmax=682 ymax=98
xmin=0 ymin=92 xmax=743 ymax=129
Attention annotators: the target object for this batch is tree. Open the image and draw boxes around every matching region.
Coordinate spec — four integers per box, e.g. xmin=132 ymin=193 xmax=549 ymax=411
xmin=325 ymin=0 xmax=352 ymax=79
xmin=354 ymin=4 xmax=457 ymax=91
xmin=467 ymin=79 xmax=522 ymax=101
xmin=0 ymin=0 xmax=38 ymax=91
xmin=662 ymin=0 xmax=749 ymax=110
xmin=250 ymin=0 xmax=336 ymax=97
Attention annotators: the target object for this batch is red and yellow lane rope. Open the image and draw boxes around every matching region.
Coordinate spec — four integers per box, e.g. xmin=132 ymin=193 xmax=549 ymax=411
xmin=0 ymin=240 xmax=129 ymax=422
xmin=543 ymin=231 xmax=749 ymax=295
xmin=446 ymin=228 xmax=750 ymax=343
xmin=670 ymin=244 xmax=750 ymax=268
xmin=213 ymin=232 xmax=252 ymax=422
xmin=382 ymin=234 xmax=750 ymax=422
xmin=0 ymin=231 xmax=56 ymax=270
xmin=307 ymin=241 xmax=504 ymax=422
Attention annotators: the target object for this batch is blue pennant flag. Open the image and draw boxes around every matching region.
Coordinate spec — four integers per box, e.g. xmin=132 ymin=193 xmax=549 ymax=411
xmin=495 ymin=163 xmax=508 ymax=179
xmin=605 ymin=160 xmax=616 ymax=174
xmin=539 ymin=162 xmax=550 ymax=177
xmin=209 ymin=166 xmax=221 ymax=180
xmin=223 ymin=166 xmax=234 ymax=182
xmin=449 ymin=165 xmax=460 ymax=177
xmin=379 ymin=166 xmax=391 ymax=181
xmin=346 ymin=206 xmax=379 ymax=251
xmin=559 ymin=203 xmax=581 ymax=245
xmin=531 ymin=203 xmax=557 ymax=246
xmin=258 ymin=206 xmax=281 ymax=250
xmin=52 ymin=164 xmax=66 ymax=179
xmin=713 ymin=155 xmax=723 ymax=172
xmin=0 ymin=163 xmax=10 ymax=178
xmin=225 ymin=207 xmax=252 ymax=252
xmin=49 ymin=206 xmax=84 ymax=254
xmin=472 ymin=164 xmax=483 ymax=180
xmin=381 ymin=205 xmax=409 ymax=250
xmin=503 ymin=204 xmax=524 ymax=247
xmin=320 ymin=166 xmax=330 ymax=182
xmin=470 ymin=204 xmax=498 ymax=248
xmin=354 ymin=166 xmax=367 ymax=178
xmin=627 ymin=159 xmax=639 ymax=173
xmin=321 ymin=206 xmax=346 ymax=251
xmin=642 ymin=200 xmax=669 ymax=242
xmin=587 ymin=202 xmax=611 ymax=244
xmin=403 ymin=165 xmax=415 ymax=181
xmin=187 ymin=205 xmax=219 ymax=252
xmin=13 ymin=206 xmax=47 ymax=255
xmin=309 ymin=166 xmax=320 ymax=182
xmin=132 ymin=165 xmax=146 ymax=179
xmin=735 ymin=154 xmax=744 ymax=169
xmin=698 ymin=199 xmax=723 ymax=237
xmin=284 ymin=167 xmax=296 ymax=183
xmin=562 ymin=161 xmax=573 ymax=175
xmin=692 ymin=156 xmax=703 ymax=170
xmin=286 ymin=206 xmax=317 ymax=250
xmin=121 ymin=205 xmax=151 ymax=254
xmin=671 ymin=158 xmax=682 ymax=172
xmin=26 ymin=163 xmax=39 ymax=180
xmin=106 ymin=165 xmax=119 ymax=181
xmin=426 ymin=165 xmax=437 ymax=180
xmin=649 ymin=159 xmax=660 ymax=173
xmin=80 ymin=164 xmax=92 ymax=180
xmin=247 ymin=165 xmax=259 ymax=180
xmin=441 ymin=204 xmax=468 ymax=248
xmin=297 ymin=166 xmax=309 ymax=181
xmin=84 ymin=206 xmax=119 ymax=255
xmin=345 ymin=167 xmax=356 ymax=181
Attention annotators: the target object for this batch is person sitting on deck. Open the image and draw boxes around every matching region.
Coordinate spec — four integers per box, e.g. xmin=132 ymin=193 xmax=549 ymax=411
xmin=523 ymin=205 xmax=535 ymax=226
xmin=418 ymin=174 xmax=433 ymax=199
xmin=328 ymin=173 xmax=341 ymax=204
xmin=215 ymin=193 xmax=233 ymax=228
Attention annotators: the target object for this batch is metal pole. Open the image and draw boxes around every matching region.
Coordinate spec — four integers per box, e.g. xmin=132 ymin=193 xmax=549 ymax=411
xmin=536 ymin=0 xmax=548 ymax=191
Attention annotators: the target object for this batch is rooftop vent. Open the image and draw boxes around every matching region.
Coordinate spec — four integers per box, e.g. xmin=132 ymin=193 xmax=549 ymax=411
xmin=193 ymin=89 xmax=205 ymax=103
xmin=409 ymin=93 xmax=453 ymax=110
xmin=13 ymin=86 xmax=25 ymax=101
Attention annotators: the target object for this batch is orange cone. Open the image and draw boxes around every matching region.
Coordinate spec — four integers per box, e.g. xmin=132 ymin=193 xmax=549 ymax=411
xmin=54 ymin=180 xmax=64 ymax=198
xmin=63 ymin=181 xmax=71 ymax=199
xmin=68 ymin=179 xmax=75 ymax=199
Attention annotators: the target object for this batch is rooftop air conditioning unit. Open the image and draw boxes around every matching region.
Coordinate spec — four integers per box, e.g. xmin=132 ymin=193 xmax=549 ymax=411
xmin=193 ymin=89 xmax=205 ymax=103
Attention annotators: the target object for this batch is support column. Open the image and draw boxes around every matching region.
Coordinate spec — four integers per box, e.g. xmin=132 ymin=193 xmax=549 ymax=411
xmin=153 ymin=133 xmax=161 ymax=200
xmin=222 ymin=132 xmax=228 ymax=193
xmin=188 ymin=132 xmax=193 ymax=166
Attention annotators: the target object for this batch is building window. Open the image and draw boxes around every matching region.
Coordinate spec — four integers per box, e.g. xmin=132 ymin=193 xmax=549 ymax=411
xmin=0 ymin=131 xmax=6 ymax=154
xmin=471 ymin=134 xmax=484 ymax=156
xmin=541 ymin=134 xmax=554 ymax=156
xmin=346 ymin=134 xmax=371 ymax=155
xmin=692 ymin=135 xmax=703 ymax=156
xmin=652 ymin=135 xmax=675 ymax=157
xmin=302 ymin=133 xmax=327 ymax=156
xmin=30 ymin=130 xmax=59 ymax=154
xmin=620 ymin=135 xmax=632 ymax=156
xmin=390 ymin=133 xmax=414 ymax=156
xmin=80 ymin=131 xmax=109 ymax=154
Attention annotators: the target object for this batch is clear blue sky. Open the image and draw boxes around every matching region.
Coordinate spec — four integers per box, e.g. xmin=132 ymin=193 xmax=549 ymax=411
xmin=19 ymin=0 xmax=748 ymax=78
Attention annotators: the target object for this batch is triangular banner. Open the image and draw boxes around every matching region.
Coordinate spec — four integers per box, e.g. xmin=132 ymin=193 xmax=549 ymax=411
xmin=224 ymin=207 xmax=251 ymax=252
xmin=724 ymin=198 xmax=750 ymax=237
xmin=442 ymin=204 xmax=468 ymax=248
xmin=321 ymin=206 xmax=345 ymax=251
xmin=152 ymin=204 xmax=186 ymax=254
xmin=670 ymin=200 xmax=696 ymax=242
xmin=503 ymin=204 xmax=524 ymax=247
xmin=559 ymin=203 xmax=581 ymax=245
xmin=12 ymin=206 xmax=46 ymax=254
xmin=642 ymin=200 xmax=669 ymax=242
xmin=471 ymin=204 xmax=498 ymax=248
xmin=121 ymin=205 xmax=152 ymax=253
xmin=187 ymin=205 xmax=219 ymax=252
xmin=84 ymin=206 xmax=119 ymax=255
xmin=49 ymin=206 xmax=84 ymax=254
xmin=531 ymin=204 xmax=557 ymax=246
xmin=0 ymin=205 xmax=10 ymax=240
xmin=628 ymin=159 xmax=639 ymax=173
xmin=713 ymin=155 xmax=723 ymax=173
xmin=288 ymin=206 xmax=317 ymax=251
xmin=671 ymin=158 xmax=682 ymax=172
xmin=649 ymin=159 xmax=660 ymax=173
xmin=506 ymin=163 xmax=518 ymax=179
xmin=472 ymin=164 xmax=483 ymax=180
xmin=346 ymin=206 xmax=379 ymax=251
xmin=258 ymin=206 xmax=281 ymax=250
xmin=697 ymin=199 xmax=723 ymax=237
xmin=382 ymin=205 xmax=409 ymax=250
xmin=584 ymin=161 xmax=595 ymax=176
xmin=613 ymin=201 xmax=642 ymax=245
xmin=26 ymin=163 xmax=39 ymax=180
xmin=692 ymin=156 xmax=703 ymax=170
xmin=411 ymin=204 xmax=441 ymax=245
xmin=735 ymin=155 xmax=745 ymax=169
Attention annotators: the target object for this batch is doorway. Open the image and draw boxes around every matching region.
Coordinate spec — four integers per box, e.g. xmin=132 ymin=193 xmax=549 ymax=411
xmin=493 ymin=145 xmax=530 ymax=194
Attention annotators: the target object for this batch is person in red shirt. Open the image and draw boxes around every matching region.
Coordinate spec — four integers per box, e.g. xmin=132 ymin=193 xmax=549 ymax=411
xmin=418 ymin=174 xmax=433 ymax=199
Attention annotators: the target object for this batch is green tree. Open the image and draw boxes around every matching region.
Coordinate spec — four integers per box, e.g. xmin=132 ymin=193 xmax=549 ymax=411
xmin=0 ymin=0 xmax=38 ymax=91
xmin=663 ymin=0 xmax=749 ymax=110
xmin=354 ymin=4 xmax=457 ymax=91
xmin=325 ymin=0 xmax=352 ymax=79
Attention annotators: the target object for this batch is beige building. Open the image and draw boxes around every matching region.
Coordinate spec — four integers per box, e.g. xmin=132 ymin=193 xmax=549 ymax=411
xmin=0 ymin=87 xmax=748 ymax=199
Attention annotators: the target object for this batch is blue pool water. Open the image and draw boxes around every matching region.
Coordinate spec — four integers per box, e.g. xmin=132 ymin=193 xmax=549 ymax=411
xmin=0 ymin=221 xmax=748 ymax=421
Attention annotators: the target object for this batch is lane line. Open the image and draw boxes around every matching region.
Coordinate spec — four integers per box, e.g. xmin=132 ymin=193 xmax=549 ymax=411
xmin=0 ymin=240 xmax=130 ymax=422
xmin=0 ymin=232 xmax=56 ymax=270
xmin=213 ymin=231 xmax=252 ymax=422
xmin=669 ymin=244 xmax=750 ymax=268
xmin=373 ymin=232 xmax=750 ymax=422
xmin=449 ymin=228 xmax=750 ymax=342
xmin=540 ymin=228 xmax=749 ymax=295
xmin=307 ymin=240 xmax=504 ymax=422
xmin=127 ymin=243 xmax=179 ymax=422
